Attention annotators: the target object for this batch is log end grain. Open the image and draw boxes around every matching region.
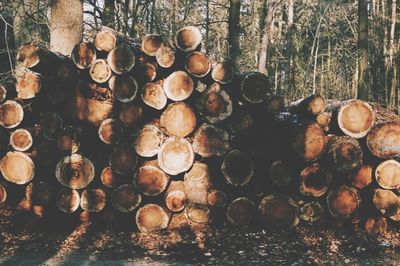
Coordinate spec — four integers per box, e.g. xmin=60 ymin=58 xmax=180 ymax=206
xmin=55 ymin=154 xmax=95 ymax=189
xmin=136 ymin=204 xmax=170 ymax=231
xmin=111 ymin=184 xmax=142 ymax=212
xmin=327 ymin=185 xmax=361 ymax=218
xmin=10 ymin=128 xmax=33 ymax=152
xmin=258 ymin=194 xmax=299 ymax=229
xmin=221 ymin=150 xmax=254 ymax=187
xmin=80 ymin=188 xmax=106 ymax=212
xmin=160 ymin=102 xmax=196 ymax=137
xmin=0 ymin=151 xmax=34 ymax=185
xmin=141 ymin=82 xmax=167 ymax=110
xmin=163 ymin=71 xmax=194 ymax=101
xmin=174 ymin=26 xmax=202 ymax=52
xmin=338 ymin=100 xmax=375 ymax=139
xmin=211 ymin=62 xmax=235 ymax=84
xmin=109 ymin=75 xmax=139 ymax=103
xmin=158 ymin=137 xmax=194 ymax=175
xmin=185 ymin=51 xmax=211 ymax=78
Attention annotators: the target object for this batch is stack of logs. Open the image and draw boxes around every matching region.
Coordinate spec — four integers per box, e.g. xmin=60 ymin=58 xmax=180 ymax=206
xmin=1 ymin=25 xmax=400 ymax=234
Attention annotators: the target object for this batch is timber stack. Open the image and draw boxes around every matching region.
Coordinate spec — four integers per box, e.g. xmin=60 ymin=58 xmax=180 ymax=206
xmin=0 ymin=25 xmax=399 ymax=235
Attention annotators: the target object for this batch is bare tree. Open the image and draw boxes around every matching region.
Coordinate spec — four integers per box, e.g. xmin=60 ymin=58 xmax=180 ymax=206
xmin=102 ymin=0 xmax=115 ymax=28
xmin=357 ymin=0 xmax=370 ymax=100
xmin=228 ymin=0 xmax=241 ymax=72
xmin=258 ymin=1 xmax=275 ymax=75
xmin=13 ymin=0 xmax=43 ymax=47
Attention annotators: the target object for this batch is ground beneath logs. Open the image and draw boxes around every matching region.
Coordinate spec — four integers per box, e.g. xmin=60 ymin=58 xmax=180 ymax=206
xmin=1 ymin=204 xmax=400 ymax=265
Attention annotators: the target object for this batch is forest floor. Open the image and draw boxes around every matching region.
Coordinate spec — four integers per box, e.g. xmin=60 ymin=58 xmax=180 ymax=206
xmin=1 ymin=204 xmax=400 ymax=266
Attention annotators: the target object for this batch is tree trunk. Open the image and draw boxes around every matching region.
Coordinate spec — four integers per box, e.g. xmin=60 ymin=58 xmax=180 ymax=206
xmin=357 ymin=0 xmax=370 ymax=100
xmin=102 ymin=0 xmax=115 ymax=28
xmin=258 ymin=1 xmax=275 ymax=75
xmin=228 ymin=0 xmax=241 ymax=72
xmin=50 ymin=0 xmax=83 ymax=56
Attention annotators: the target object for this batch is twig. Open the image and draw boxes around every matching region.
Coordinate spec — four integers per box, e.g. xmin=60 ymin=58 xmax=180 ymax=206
xmin=0 ymin=14 xmax=14 ymax=73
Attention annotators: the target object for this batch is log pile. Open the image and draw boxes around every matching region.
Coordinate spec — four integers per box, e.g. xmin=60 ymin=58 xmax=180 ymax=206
xmin=1 ymin=25 xmax=400 ymax=235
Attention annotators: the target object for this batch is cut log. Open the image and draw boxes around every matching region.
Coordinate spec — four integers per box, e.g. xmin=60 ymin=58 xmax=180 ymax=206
xmin=56 ymin=188 xmax=80 ymax=213
xmin=327 ymin=185 xmax=361 ymax=218
xmin=299 ymin=201 xmax=324 ymax=223
xmin=134 ymin=160 xmax=170 ymax=196
xmin=269 ymin=160 xmax=292 ymax=186
xmin=80 ymin=188 xmax=106 ymax=212
xmin=185 ymin=51 xmax=211 ymax=78
xmin=174 ymin=26 xmax=202 ymax=52
xmin=299 ymin=163 xmax=332 ymax=197
xmin=221 ymin=150 xmax=254 ymax=187
xmin=0 ymin=151 xmax=34 ymax=185
xmin=348 ymin=164 xmax=373 ymax=189
xmin=16 ymin=43 xmax=63 ymax=71
xmin=0 ymin=184 xmax=7 ymax=204
xmin=323 ymin=135 xmax=363 ymax=172
xmin=184 ymin=162 xmax=209 ymax=205
xmin=107 ymin=44 xmax=136 ymax=74
xmin=71 ymin=41 xmax=96 ymax=69
xmin=89 ymin=59 xmax=112 ymax=83
xmin=101 ymin=166 xmax=123 ymax=188
xmin=15 ymin=70 xmax=41 ymax=99
xmin=55 ymin=154 xmax=95 ymax=189
xmin=165 ymin=180 xmax=186 ymax=212
xmin=10 ymin=128 xmax=33 ymax=152
xmin=373 ymin=189 xmax=399 ymax=218
xmin=156 ymin=44 xmax=175 ymax=68
xmin=375 ymin=160 xmax=400 ymax=190
xmin=365 ymin=216 xmax=387 ymax=235
xmin=240 ymin=72 xmax=271 ymax=103
xmin=265 ymin=95 xmax=287 ymax=115
xmin=211 ymin=62 xmax=235 ymax=84
xmin=163 ymin=71 xmax=194 ymax=101
xmin=142 ymin=34 xmax=163 ymax=56
xmin=57 ymin=126 xmax=80 ymax=154
xmin=316 ymin=112 xmax=331 ymax=131
xmin=226 ymin=197 xmax=255 ymax=226
xmin=158 ymin=137 xmax=194 ymax=175
xmin=195 ymin=83 xmax=233 ymax=123
xmin=140 ymin=62 xmax=157 ymax=82
xmin=160 ymin=102 xmax=196 ymax=137
xmin=93 ymin=27 xmax=119 ymax=52
xmin=98 ymin=118 xmax=124 ymax=145
xmin=289 ymin=94 xmax=326 ymax=117
xmin=134 ymin=124 xmax=164 ymax=157
xmin=109 ymin=143 xmax=137 ymax=175
xmin=40 ymin=112 xmax=63 ymax=141
xmin=109 ymin=75 xmax=139 ymax=103
xmin=111 ymin=184 xmax=142 ymax=212
xmin=0 ymin=84 xmax=7 ymax=102
xmin=0 ymin=100 xmax=24 ymax=129
xmin=192 ymin=123 xmax=230 ymax=157
xmin=141 ymin=82 xmax=167 ymax=110
xmin=118 ymin=102 xmax=143 ymax=128
xmin=136 ymin=204 xmax=170 ymax=231
xmin=208 ymin=189 xmax=227 ymax=207
xmin=258 ymin=194 xmax=300 ymax=229
xmin=185 ymin=203 xmax=210 ymax=224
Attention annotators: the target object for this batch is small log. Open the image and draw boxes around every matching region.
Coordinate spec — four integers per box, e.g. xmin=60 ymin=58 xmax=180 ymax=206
xmin=163 ymin=71 xmax=194 ymax=101
xmin=71 ymin=41 xmax=97 ymax=69
xmin=365 ymin=216 xmax=388 ymax=235
xmin=109 ymin=75 xmax=139 ymax=103
xmin=109 ymin=143 xmax=137 ymax=175
xmin=101 ymin=166 xmax=123 ymax=188
xmin=111 ymin=184 xmax=142 ymax=212
xmin=174 ymin=26 xmax=202 ymax=52
xmin=107 ymin=44 xmax=136 ymax=74
xmin=240 ymin=72 xmax=271 ymax=103
xmin=348 ymin=164 xmax=373 ymax=189
xmin=192 ymin=123 xmax=230 ymax=157
xmin=136 ymin=204 xmax=170 ymax=231
xmin=185 ymin=51 xmax=211 ymax=78
xmin=258 ymin=194 xmax=300 ymax=229
xmin=158 ymin=137 xmax=194 ymax=175
xmin=0 ymin=151 xmax=34 ymax=185
xmin=40 ymin=112 xmax=63 ymax=141
xmin=265 ymin=95 xmax=287 ymax=115
xmin=0 ymin=184 xmax=7 ymax=204
xmin=57 ymin=126 xmax=80 ymax=154
xmin=323 ymin=135 xmax=363 ymax=172
xmin=375 ymin=159 xmax=400 ymax=190
xmin=0 ymin=100 xmax=24 ymax=129
xmin=141 ymin=82 xmax=167 ymax=110
xmin=156 ymin=44 xmax=175 ymax=68
xmin=142 ymin=34 xmax=163 ymax=56
xmin=327 ymin=185 xmax=361 ymax=218
xmin=15 ymin=70 xmax=41 ymax=99
xmin=56 ymin=188 xmax=80 ymax=213
xmin=89 ymin=59 xmax=112 ymax=83
xmin=118 ymin=102 xmax=143 ymax=128
xmin=195 ymin=83 xmax=233 ymax=123
xmin=55 ymin=154 xmax=95 ymax=189
xmin=316 ymin=112 xmax=331 ymax=131
xmin=184 ymin=162 xmax=209 ymax=205
xmin=208 ymin=189 xmax=227 ymax=207
xmin=98 ymin=118 xmax=124 ymax=145
xmin=269 ymin=160 xmax=292 ymax=186
xmin=16 ymin=43 xmax=63 ymax=71
xmin=373 ymin=189 xmax=399 ymax=218
xmin=221 ymin=150 xmax=254 ymax=187
xmin=299 ymin=163 xmax=332 ymax=197
xmin=80 ymin=188 xmax=106 ymax=212
xmin=160 ymin=102 xmax=196 ymax=137
xmin=299 ymin=201 xmax=324 ymax=223
xmin=134 ymin=124 xmax=164 ymax=157
xmin=10 ymin=128 xmax=33 ymax=152
xmin=165 ymin=180 xmax=186 ymax=212
xmin=226 ymin=197 xmax=255 ymax=225
xmin=185 ymin=203 xmax=211 ymax=224
xmin=134 ymin=160 xmax=170 ymax=196
xmin=211 ymin=62 xmax=235 ymax=84
xmin=289 ymin=94 xmax=326 ymax=117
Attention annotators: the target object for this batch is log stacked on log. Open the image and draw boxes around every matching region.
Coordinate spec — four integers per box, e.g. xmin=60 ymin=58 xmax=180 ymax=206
xmin=1 ymin=25 xmax=400 ymax=234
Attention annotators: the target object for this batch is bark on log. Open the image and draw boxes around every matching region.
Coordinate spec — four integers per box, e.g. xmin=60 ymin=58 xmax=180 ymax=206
xmin=240 ymin=72 xmax=271 ymax=103
xmin=0 ymin=100 xmax=24 ymax=129
xmin=134 ymin=160 xmax=170 ymax=196
xmin=55 ymin=154 xmax=95 ymax=189
xmin=327 ymin=185 xmax=361 ymax=218
xmin=165 ymin=180 xmax=186 ymax=212
xmin=163 ymin=71 xmax=194 ymax=101
xmin=221 ymin=150 xmax=254 ymax=187
xmin=89 ymin=59 xmax=112 ymax=83
xmin=16 ymin=43 xmax=63 ymax=72
xmin=56 ymin=188 xmax=80 ymax=213
xmin=141 ymin=82 xmax=167 ymax=110
xmin=192 ymin=123 xmax=230 ymax=157
xmin=184 ymin=162 xmax=209 ymax=205
xmin=299 ymin=201 xmax=324 ymax=223
xmin=160 ymin=102 xmax=196 ymax=137
xmin=111 ymin=184 xmax=141 ymax=212
xmin=226 ymin=197 xmax=255 ymax=225
xmin=348 ymin=164 xmax=373 ymax=189
xmin=158 ymin=137 xmax=194 ymax=175
xmin=136 ymin=204 xmax=170 ymax=231
xmin=211 ymin=62 xmax=235 ymax=84
xmin=185 ymin=51 xmax=211 ymax=78
xmin=109 ymin=143 xmax=137 ymax=175
xmin=375 ymin=160 xmax=400 ymax=190
xmin=98 ymin=118 xmax=124 ymax=145
xmin=365 ymin=216 xmax=387 ymax=235
xmin=269 ymin=160 xmax=292 ymax=186
xmin=107 ymin=44 xmax=136 ymax=74
xmin=174 ymin=26 xmax=202 ymax=52
xmin=0 ymin=151 xmax=34 ymax=185
xmin=108 ymin=75 xmax=139 ymax=103
xmin=80 ymin=188 xmax=106 ymax=212
xmin=134 ymin=124 xmax=164 ymax=158
xmin=10 ymin=128 xmax=33 ymax=152
xmin=15 ymin=70 xmax=41 ymax=99
xmin=299 ymin=163 xmax=332 ymax=197
xmin=142 ymin=34 xmax=163 ymax=56
xmin=288 ymin=94 xmax=326 ymax=117
xmin=71 ymin=41 xmax=97 ymax=69
xmin=258 ymin=194 xmax=299 ymax=229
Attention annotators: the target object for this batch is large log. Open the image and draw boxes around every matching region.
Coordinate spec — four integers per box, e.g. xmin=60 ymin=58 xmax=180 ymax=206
xmin=258 ymin=194 xmax=299 ymax=229
xmin=375 ymin=159 xmax=400 ymax=190
xmin=56 ymin=188 xmax=80 ymax=213
xmin=192 ymin=123 xmax=230 ymax=157
xmin=10 ymin=128 xmax=33 ymax=152
xmin=111 ymin=184 xmax=142 ymax=212
xmin=240 ymin=72 xmax=271 ymax=104
xmin=93 ymin=26 xmax=129 ymax=52
xmin=163 ymin=71 xmax=194 ymax=101
xmin=160 ymin=102 xmax=196 ymax=137
xmin=71 ymin=42 xmax=97 ymax=69
xmin=221 ymin=150 xmax=254 ymax=187
xmin=136 ymin=204 xmax=170 ymax=231
xmin=289 ymin=94 xmax=326 ymax=117
xmin=134 ymin=124 xmax=164 ymax=157
xmin=299 ymin=163 xmax=332 ymax=197
xmin=107 ymin=44 xmax=136 ymax=74
xmin=0 ymin=100 xmax=24 ymax=129
xmin=15 ymin=70 xmax=41 ymax=99
xmin=134 ymin=160 xmax=170 ymax=196
xmin=185 ymin=51 xmax=211 ymax=78
xmin=184 ymin=162 xmax=209 ymax=205
xmin=55 ymin=154 xmax=95 ymax=189
xmin=141 ymin=82 xmax=167 ymax=110
xmin=174 ymin=26 xmax=202 ymax=52
xmin=158 ymin=137 xmax=194 ymax=175
xmin=142 ymin=34 xmax=163 ymax=56
xmin=98 ymin=118 xmax=124 ymax=145
xmin=226 ymin=197 xmax=256 ymax=225
xmin=0 ymin=151 xmax=34 ymax=185
xmin=165 ymin=180 xmax=186 ymax=212
xmin=80 ymin=188 xmax=106 ymax=212
xmin=327 ymin=185 xmax=361 ymax=218
xmin=108 ymin=75 xmax=139 ymax=103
